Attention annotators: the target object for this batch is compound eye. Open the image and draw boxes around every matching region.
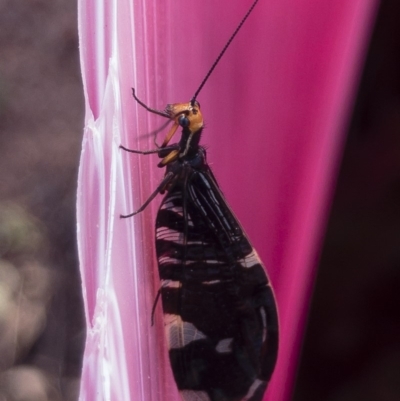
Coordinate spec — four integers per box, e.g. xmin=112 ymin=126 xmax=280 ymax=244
xmin=178 ymin=115 xmax=190 ymax=127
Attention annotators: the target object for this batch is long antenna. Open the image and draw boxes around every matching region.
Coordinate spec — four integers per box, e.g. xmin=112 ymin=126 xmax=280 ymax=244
xmin=191 ymin=0 xmax=259 ymax=103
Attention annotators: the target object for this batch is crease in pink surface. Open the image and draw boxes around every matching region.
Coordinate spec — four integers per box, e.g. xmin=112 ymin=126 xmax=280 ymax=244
xmin=77 ymin=1 xmax=378 ymax=400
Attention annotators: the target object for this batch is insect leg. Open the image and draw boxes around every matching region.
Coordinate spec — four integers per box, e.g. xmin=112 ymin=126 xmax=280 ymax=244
xmin=119 ymin=144 xmax=180 ymax=155
xmin=151 ymin=286 xmax=162 ymax=326
xmin=120 ymin=171 xmax=175 ymax=218
xmin=132 ymin=88 xmax=170 ymax=119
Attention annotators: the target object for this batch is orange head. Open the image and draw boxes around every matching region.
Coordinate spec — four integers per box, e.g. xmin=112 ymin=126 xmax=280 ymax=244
xmin=157 ymin=101 xmax=204 ymax=166
xmin=167 ymin=101 xmax=203 ymax=133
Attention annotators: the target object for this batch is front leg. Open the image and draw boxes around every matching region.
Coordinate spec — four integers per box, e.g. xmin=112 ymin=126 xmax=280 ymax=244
xmin=119 ymin=144 xmax=180 ymax=155
xmin=120 ymin=171 xmax=175 ymax=218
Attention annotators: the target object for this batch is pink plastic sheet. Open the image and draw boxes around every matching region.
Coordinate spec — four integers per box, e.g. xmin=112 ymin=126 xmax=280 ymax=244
xmin=77 ymin=0 xmax=378 ymax=400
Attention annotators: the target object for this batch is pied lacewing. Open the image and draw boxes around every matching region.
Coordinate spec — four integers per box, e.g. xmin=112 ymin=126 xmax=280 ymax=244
xmin=121 ymin=1 xmax=278 ymax=400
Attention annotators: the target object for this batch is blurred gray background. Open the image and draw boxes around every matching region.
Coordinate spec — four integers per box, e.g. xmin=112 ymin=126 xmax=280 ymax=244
xmin=0 ymin=1 xmax=84 ymax=400
xmin=0 ymin=0 xmax=399 ymax=400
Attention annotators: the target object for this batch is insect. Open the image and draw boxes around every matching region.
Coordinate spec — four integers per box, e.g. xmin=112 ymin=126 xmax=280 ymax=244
xmin=121 ymin=1 xmax=279 ymax=400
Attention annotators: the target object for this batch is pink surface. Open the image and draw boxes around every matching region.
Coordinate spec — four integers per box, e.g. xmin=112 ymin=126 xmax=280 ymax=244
xmin=77 ymin=0 xmax=378 ymax=400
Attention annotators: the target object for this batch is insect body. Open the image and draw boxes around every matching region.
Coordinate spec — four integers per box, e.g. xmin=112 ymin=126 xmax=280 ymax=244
xmin=121 ymin=1 xmax=278 ymax=400
xmin=121 ymin=99 xmax=278 ymax=401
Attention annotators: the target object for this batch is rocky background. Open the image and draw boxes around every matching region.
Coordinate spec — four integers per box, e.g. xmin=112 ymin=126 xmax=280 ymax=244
xmin=0 ymin=1 xmax=398 ymax=400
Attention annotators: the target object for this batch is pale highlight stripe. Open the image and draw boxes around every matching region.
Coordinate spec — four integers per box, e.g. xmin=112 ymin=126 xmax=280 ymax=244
xmin=162 ymin=280 xmax=181 ymax=289
xmin=201 ymin=279 xmax=221 ymax=285
xmin=164 ymin=314 xmax=207 ymax=349
xmin=243 ymin=379 xmax=265 ymax=401
xmin=215 ymin=338 xmax=233 ymax=353
xmin=238 ymin=249 xmax=262 ymax=269
xmin=156 ymin=227 xmax=183 ymax=242
xmin=158 ymin=256 xmax=225 ymax=266
xmin=156 ymin=228 xmax=203 ymax=245
xmin=180 ymin=390 xmax=211 ymax=401
xmin=160 ymin=203 xmax=183 ymax=215
xmin=260 ymin=307 xmax=267 ymax=342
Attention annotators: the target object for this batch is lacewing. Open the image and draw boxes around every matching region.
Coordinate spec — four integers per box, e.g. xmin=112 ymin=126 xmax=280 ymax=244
xmin=121 ymin=1 xmax=278 ymax=400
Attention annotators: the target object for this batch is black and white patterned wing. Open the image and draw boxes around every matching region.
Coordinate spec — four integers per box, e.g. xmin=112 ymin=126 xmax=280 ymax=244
xmin=155 ymin=167 xmax=278 ymax=401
